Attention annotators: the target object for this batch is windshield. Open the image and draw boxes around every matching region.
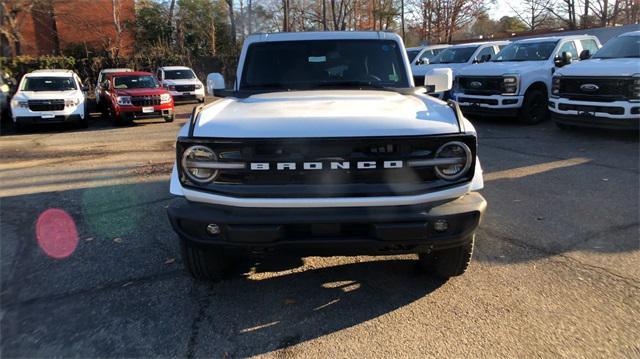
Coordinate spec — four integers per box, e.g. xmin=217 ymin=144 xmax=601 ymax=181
xmin=113 ymin=75 xmax=159 ymax=89
xmin=407 ymin=49 xmax=421 ymax=62
xmin=593 ymin=35 xmax=640 ymax=59
xmin=494 ymin=41 xmax=559 ymax=62
xmin=164 ymin=69 xmax=196 ymax=80
xmin=430 ymin=46 xmax=479 ymax=64
xmin=240 ymin=40 xmax=410 ymax=91
xmin=22 ymin=76 xmax=77 ymax=92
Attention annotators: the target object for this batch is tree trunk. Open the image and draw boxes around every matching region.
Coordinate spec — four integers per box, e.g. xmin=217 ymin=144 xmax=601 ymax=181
xmin=226 ymin=0 xmax=236 ymax=47
xmin=247 ymin=0 xmax=252 ymax=34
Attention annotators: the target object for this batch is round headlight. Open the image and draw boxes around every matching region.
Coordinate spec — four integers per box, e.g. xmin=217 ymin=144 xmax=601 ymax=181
xmin=181 ymin=145 xmax=218 ymax=183
xmin=434 ymin=141 xmax=472 ymax=180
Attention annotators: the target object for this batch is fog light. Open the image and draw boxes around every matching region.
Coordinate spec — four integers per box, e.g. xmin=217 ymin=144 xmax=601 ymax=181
xmin=433 ymin=219 xmax=448 ymax=232
xmin=206 ymin=224 xmax=220 ymax=235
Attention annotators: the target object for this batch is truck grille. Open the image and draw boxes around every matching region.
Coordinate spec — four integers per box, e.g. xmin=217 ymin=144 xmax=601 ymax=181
xmin=175 ymin=85 xmax=196 ymax=92
xmin=28 ymin=99 xmax=65 ymax=111
xmin=131 ymin=95 xmax=161 ymax=106
xmin=457 ymin=76 xmax=503 ymax=95
xmin=177 ymin=135 xmax=477 ymax=198
xmin=559 ymin=77 xmax=634 ymax=102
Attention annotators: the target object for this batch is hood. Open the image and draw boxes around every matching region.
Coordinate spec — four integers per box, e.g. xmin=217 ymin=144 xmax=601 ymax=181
xmin=163 ymin=78 xmax=202 ymax=86
xmin=556 ymin=58 xmax=640 ymax=77
xmin=193 ymin=90 xmax=461 ymax=138
xmin=114 ymin=88 xmax=168 ymax=96
xmin=15 ymin=90 xmax=83 ymax=100
xmin=412 ymin=63 xmax=469 ymax=76
xmin=457 ymin=61 xmax=547 ymax=76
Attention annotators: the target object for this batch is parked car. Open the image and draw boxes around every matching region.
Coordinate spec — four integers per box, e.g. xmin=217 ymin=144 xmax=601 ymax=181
xmin=412 ymin=41 xmax=510 ymax=99
xmin=407 ymin=44 xmax=451 ymax=69
xmin=167 ymin=31 xmax=486 ymax=281
xmin=95 ymin=68 xmax=133 ymax=107
xmin=10 ymin=69 xmax=89 ymax=131
xmin=452 ymin=35 xmax=602 ymax=124
xmin=156 ymin=66 xmax=205 ymax=103
xmin=0 ymin=74 xmax=9 ymax=121
xmin=550 ymin=31 xmax=639 ymax=130
xmin=99 ymin=71 xmax=174 ymax=126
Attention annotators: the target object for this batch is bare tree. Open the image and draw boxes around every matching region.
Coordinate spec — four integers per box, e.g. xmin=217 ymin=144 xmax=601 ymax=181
xmin=0 ymin=0 xmax=34 ymax=57
xmin=507 ymin=0 xmax=553 ymax=30
xmin=547 ymin=0 xmax=579 ymax=29
xmin=588 ymin=0 xmax=624 ymax=26
xmin=226 ymin=0 xmax=237 ymax=47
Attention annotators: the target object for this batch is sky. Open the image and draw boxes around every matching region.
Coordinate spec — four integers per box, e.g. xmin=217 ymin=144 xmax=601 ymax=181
xmin=490 ymin=0 xmax=517 ymax=20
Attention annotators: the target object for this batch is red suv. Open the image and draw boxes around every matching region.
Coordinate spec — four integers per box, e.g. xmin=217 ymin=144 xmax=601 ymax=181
xmin=99 ymin=71 xmax=174 ymax=125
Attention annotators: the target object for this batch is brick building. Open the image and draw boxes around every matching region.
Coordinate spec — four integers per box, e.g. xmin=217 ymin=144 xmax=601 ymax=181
xmin=1 ymin=0 xmax=135 ymax=57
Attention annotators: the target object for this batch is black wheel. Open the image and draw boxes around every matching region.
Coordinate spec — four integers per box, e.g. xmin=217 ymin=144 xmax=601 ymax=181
xmin=198 ymin=98 xmax=205 ymax=103
xmin=418 ymin=235 xmax=475 ymax=278
xmin=180 ymin=238 xmax=232 ymax=281
xmin=164 ymin=113 xmax=175 ymax=122
xmin=519 ymin=89 xmax=548 ymax=125
xmin=78 ymin=106 xmax=89 ymax=129
xmin=14 ymin=121 xmax=28 ymax=133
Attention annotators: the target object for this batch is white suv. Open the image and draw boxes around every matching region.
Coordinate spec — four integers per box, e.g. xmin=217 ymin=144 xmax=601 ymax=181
xmin=452 ymin=35 xmax=601 ymax=124
xmin=156 ymin=66 xmax=205 ymax=103
xmin=11 ymin=69 xmax=88 ymax=131
xmin=412 ymin=41 xmax=510 ymax=98
xmin=407 ymin=44 xmax=451 ymax=74
xmin=550 ymin=31 xmax=640 ymax=130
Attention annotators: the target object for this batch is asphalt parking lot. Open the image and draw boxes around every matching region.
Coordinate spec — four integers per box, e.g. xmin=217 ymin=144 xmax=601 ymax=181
xmin=1 ymin=100 xmax=638 ymax=358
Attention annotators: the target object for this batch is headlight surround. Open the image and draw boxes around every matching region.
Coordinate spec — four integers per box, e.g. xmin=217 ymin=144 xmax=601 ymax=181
xmin=434 ymin=141 xmax=472 ymax=181
xmin=632 ymin=74 xmax=640 ymax=101
xmin=501 ymin=74 xmax=519 ymax=95
xmin=11 ymin=99 xmax=28 ymax=108
xmin=117 ymin=96 xmax=132 ymax=106
xmin=181 ymin=145 xmax=219 ymax=183
xmin=160 ymin=93 xmax=172 ymax=103
xmin=195 ymin=83 xmax=203 ymax=90
xmin=552 ymin=75 xmax=561 ymax=97
xmin=65 ymin=98 xmax=80 ymax=107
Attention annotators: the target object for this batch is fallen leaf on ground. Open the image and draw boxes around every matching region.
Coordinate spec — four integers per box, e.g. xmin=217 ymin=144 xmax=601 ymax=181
xmin=113 ymin=237 xmax=124 ymax=243
xmin=165 ymin=258 xmax=176 ymax=265
xmin=284 ymin=298 xmax=296 ymax=305
xmin=84 ymin=237 xmax=95 ymax=242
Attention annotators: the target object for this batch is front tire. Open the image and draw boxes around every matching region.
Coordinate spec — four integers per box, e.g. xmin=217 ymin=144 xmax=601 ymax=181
xmin=519 ymin=89 xmax=548 ymax=125
xmin=180 ymin=239 xmax=232 ymax=281
xmin=164 ymin=113 xmax=175 ymax=122
xmin=418 ymin=235 xmax=475 ymax=278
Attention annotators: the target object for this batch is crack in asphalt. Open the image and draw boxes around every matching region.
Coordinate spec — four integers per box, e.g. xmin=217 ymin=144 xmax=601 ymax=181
xmin=186 ymin=282 xmax=216 ymax=359
xmin=481 ymin=143 xmax=639 ymax=174
xmin=2 ymin=270 xmax=183 ymax=310
xmin=564 ymin=221 xmax=640 ymax=251
xmin=481 ymin=227 xmax=640 ymax=291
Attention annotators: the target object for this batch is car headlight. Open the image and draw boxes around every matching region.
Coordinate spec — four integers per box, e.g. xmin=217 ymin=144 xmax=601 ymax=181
xmin=552 ymin=75 xmax=561 ymax=97
xmin=632 ymin=74 xmax=640 ymax=101
xmin=181 ymin=145 xmax=219 ymax=183
xmin=434 ymin=141 xmax=472 ymax=181
xmin=65 ymin=98 xmax=80 ymax=107
xmin=195 ymin=83 xmax=203 ymax=89
xmin=502 ymin=74 xmax=519 ymax=95
xmin=11 ymin=99 xmax=28 ymax=108
xmin=160 ymin=93 xmax=172 ymax=103
xmin=117 ymin=96 xmax=132 ymax=106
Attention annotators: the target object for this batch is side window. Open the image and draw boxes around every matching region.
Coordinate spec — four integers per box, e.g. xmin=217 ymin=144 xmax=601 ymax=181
xmin=475 ymin=46 xmax=495 ymax=62
xmin=580 ymin=39 xmax=599 ymax=55
xmin=558 ymin=41 xmax=578 ymax=59
xmin=157 ymin=70 xmax=163 ymax=80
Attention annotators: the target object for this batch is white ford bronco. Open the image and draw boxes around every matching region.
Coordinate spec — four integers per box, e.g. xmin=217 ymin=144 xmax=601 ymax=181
xmin=550 ymin=31 xmax=640 ymax=130
xmin=10 ymin=69 xmax=89 ymax=131
xmin=452 ymin=35 xmax=601 ymax=124
xmin=167 ymin=32 xmax=486 ymax=281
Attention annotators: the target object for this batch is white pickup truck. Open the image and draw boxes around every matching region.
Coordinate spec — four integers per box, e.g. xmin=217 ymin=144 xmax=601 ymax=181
xmin=452 ymin=35 xmax=601 ymax=124
xmin=167 ymin=32 xmax=486 ymax=281
xmin=550 ymin=31 xmax=640 ymax=130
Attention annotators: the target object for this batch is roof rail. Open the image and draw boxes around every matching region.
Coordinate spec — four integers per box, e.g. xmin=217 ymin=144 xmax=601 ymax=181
xmin=31 ymin=69 xmax=73 ymax=73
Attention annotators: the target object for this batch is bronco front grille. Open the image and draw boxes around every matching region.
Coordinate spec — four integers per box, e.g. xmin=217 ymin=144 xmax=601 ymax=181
xmin=28 ymin=99 xmax=65 ymax=111
xmin=131 ymin=95 xmax=161 ymax=106
xmin=176 ymin=135 xmax=477 ymax=198
xmin=559 ymin=77 xmax=634 ymax=102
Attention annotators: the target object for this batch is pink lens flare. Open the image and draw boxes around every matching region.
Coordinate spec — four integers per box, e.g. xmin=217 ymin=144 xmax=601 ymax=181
xmin=36 ymin=208 xmax=79 ymax=259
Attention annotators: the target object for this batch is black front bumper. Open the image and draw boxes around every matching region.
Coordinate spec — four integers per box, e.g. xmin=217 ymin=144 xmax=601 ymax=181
xmin=458 ymin=105 xmax=519 ymax=118
xmin=551 ymin=112 xmax=639 ymax=130
xmin=167 ymin=193 xmax=486 ymax=256
xmin=15 ymin=114 xmax=83 ymax=124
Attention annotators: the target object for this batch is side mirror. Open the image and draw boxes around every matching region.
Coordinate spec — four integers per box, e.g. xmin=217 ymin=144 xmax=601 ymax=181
xmin=479 ymin=54 xmax=491 ymax=63
xmin=579 ymin=49 xmax=591 ymax=60
xmin=206 ymin=73 xmax=225 ymax=95
xmin=554 ymin=51 xmax=573 ymax=67
xmin=424 ymin=67 xmax=452 ymax=93
xmin=419 ymin=57 xmax=430 ymax=65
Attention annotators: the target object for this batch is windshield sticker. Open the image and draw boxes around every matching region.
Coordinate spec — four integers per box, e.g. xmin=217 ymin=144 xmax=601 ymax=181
xmin=308 ymin=56 xmax=327 ymax=63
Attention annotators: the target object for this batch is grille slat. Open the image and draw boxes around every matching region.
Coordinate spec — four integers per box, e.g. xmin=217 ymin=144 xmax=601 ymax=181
xmin=175 ymin=85 xmax=196 ymax=92
xmin=559 ymin=77 xmax=634 ymax=102
xmin=131 ymin=95 xmax=161 ymax=106
xmin=28 ymin=99 xmax=65 ymax=112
